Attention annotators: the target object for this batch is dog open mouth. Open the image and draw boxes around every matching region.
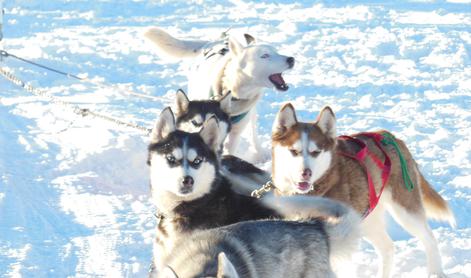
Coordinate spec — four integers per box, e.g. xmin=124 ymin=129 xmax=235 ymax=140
xmin=269 ymin=73 xmax=289 ymax=91
xmin=297 ymin=182 xmax=311 ymax=192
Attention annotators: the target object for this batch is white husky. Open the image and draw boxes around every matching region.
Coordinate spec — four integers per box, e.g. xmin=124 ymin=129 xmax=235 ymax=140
xmin=145 ymin=27 xmax=294 ymax=161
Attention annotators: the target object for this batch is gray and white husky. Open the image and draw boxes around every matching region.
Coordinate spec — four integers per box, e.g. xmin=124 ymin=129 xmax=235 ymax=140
xmin=159 ymin=196 xmax=361 ymax=278
xmin=145 ymin=27 xmax=294 ymax=161
xmin=173 ymin=89 xmax=270 ymax=194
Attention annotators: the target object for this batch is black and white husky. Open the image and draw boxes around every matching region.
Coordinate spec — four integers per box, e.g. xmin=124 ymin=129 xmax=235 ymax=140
xmin=173 ymin=89 xmax=270 ymax=194
xmin=148 ymin=108 xmax=361 ymax=277
xmin=148 ymin=108 xmax=280 ymax=274
xmin=160 ymin=196 xmax=361 ymax=278
xmin=145 ymin=28 xmax=294 ymax=161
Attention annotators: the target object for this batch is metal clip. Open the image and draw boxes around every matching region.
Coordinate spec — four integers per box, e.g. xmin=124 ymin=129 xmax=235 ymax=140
xmin=251 ymin=180 xmax=274 ymax=199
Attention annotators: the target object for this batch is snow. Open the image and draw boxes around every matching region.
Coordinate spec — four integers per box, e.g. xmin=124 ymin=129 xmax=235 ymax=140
xmin=0 ymin=0 xmax=470 ymax=277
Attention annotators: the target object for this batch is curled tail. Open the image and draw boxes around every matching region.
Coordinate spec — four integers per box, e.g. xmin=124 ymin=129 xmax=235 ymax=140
xmin=419 ymin=173 xmax=456 ymax=228
xmin=144 ymin=27 xmax=208 ymax=59
xmin=262 ymin=196 xmax=361 ymax=261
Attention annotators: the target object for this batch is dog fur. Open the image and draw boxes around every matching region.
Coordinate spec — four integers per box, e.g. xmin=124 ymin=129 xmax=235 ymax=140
xmin=270 ymin=103 xmax=456 ymax=278
xmin=158 ymin=195 xmax=361 ymax=278
xmin=145 ymin=27 xmax=294 ymax=161
xmin=173 ymin=89 xmax=270 ymax=194
xmin=148 ymin=108 xmax=347 ymax=276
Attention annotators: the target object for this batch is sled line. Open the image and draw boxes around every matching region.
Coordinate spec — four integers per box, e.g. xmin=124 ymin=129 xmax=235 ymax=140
xmin=0 ymin=50 xmax=161 ymax=101
xmin=0 ymin=66 xmax=152 ymax=135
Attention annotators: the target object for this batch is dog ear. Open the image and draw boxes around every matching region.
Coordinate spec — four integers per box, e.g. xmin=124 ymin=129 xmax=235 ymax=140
xmin=160 ymin=266 xmax=179 ymax=278
xmin=316 ymin=106 xmax=336 ymax=139
xmin=228 ymin=37 xmax=243 ymax=56
xmin=199 ymin=116 xmax=220 ymax=152
xmin=219 ymin=91 xmax=232 ymax=114
xmin=217 ymin=252 xmax=239 ymax=278
xmin=150 ymin=107 xmax=176 ymax=143
xmin=244 ymin=33 xmax=256 ymax=45
xmin=175 ymin=89 xmax=190 ymax=116
xmin=272 ymin=103 xmax=298 ymax=135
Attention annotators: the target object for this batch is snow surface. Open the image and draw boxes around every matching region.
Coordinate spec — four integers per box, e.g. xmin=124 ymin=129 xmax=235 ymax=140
xmin=0 ymin=0 xmax=470 ymax=277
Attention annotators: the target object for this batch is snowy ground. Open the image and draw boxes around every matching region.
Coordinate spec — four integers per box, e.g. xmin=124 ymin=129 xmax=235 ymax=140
xmin=0 ymin=0 xmax=470 ymax=277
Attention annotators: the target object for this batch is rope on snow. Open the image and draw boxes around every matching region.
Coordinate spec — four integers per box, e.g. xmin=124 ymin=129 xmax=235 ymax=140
xmin=0 ymin=50 xmax=161 ymax=101
xmin=0 ymin=66 xmax=152 ymax=135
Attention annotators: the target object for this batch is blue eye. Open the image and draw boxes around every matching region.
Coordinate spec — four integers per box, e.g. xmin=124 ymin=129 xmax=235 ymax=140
xmin=193 ymin=157 xmax=203 ymax=165
xmin=166 ymin=154 xmax=176 ymax=164
xmin=260 ymin=53 xmax=270 ymax=59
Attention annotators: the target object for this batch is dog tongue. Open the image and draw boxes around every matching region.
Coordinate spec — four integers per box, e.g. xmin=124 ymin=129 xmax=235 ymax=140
xmin=269 ymin=73 xmax=288 ymax=91
xmin=297 ymin=182 xmax=310 ymax=191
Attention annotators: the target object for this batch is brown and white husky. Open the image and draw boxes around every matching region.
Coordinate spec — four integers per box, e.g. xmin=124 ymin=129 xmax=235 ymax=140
xmin=270 ymin=103 xmax=456 ymax=278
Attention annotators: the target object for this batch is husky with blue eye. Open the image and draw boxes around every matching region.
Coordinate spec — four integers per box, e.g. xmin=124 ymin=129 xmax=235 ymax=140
xmin=173 ymin=89 xmax=270 ymax=195
xmin=148 ymin=108 xmax=279 ymax=275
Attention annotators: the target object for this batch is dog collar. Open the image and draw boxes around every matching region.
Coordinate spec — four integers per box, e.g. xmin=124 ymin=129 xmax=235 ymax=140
xmin=230 ymin=112 xmax=249 ymax=124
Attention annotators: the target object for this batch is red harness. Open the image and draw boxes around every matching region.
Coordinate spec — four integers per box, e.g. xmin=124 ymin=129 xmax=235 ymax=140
xmin=337 ymin=132 xmax=392 ymax=218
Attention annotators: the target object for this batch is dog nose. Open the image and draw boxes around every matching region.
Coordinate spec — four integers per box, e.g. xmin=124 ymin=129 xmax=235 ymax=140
xmin=287 ymin=57 xmax=295 ymax=68
xmin=302 ymin=168 xmax=312 ymax=179
xmin=182 ymin=176 xmax=194 ymax=187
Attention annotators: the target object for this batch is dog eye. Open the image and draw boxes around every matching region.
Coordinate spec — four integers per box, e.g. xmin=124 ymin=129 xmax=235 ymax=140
xmin=310 ymin=150 xmax=321 ymax=157
xmin=260 ymin=53 xmax=270 ymax=59
xmin=191 ymin=120 xmax=202 ymax=127
xmin=289 ymin=149 xmax=299 ymax=156
xmin=165 ymin=154 xmax=176 ymax=164
xmin=193 ymin=157 xmax=203 ymax=165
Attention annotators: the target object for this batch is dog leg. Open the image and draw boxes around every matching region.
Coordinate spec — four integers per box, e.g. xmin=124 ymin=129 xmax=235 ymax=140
xmin=362 ymin=204 xmax=394 ymax=278
xmin=225 ymin=127 xmax=242 ymax=156
xmin=224 ymin=109 xmax=252 ymax=157
xmin=249 ymin=108 xmax=268 ymax=162
xmin=387 ymin=200 xmax=446 ymax=277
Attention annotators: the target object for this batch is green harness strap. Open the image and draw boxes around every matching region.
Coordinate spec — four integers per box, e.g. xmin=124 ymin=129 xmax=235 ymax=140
xmin=209 ymin=88 xmax=249 ymax=124
xmin=380 ymin=132 xmax=415 ymax=192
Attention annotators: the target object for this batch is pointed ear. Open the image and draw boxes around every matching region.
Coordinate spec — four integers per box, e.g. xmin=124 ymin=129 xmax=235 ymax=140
xmin=150 ymin=107 xmax=176 ymax=143
xmin=161 ymin=266 xmax=178 ymax=278
xmin=228 ymin=37 xmax=243 ymax=56
xmin=175 ymin=89 xmax=190 ymax=116
xmin=316 ymin=106 xmax=336 ymax=139
xmin=244 ymin=33 xmax=256 ymax=45
xmin=272 ymin=103 xmax=297 ymax=135
xmin=199 ymin=116 xmax=220 ymax=152
xmin=219 ymin=91 xmax=232 ymax=114
xmin=217 ymin=252 xmax=239 ymax=278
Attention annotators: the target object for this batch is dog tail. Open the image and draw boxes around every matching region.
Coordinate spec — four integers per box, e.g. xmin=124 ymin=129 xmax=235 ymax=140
xmin=419 ymin=173 xmax=456 ymax=228
xmin=262 ymin=196 xmax=361 ymax=261
xmin=221 ymin=155 xmax=270 ymax=195
xmin=144 ymin=27 xmax=208 ymax=59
